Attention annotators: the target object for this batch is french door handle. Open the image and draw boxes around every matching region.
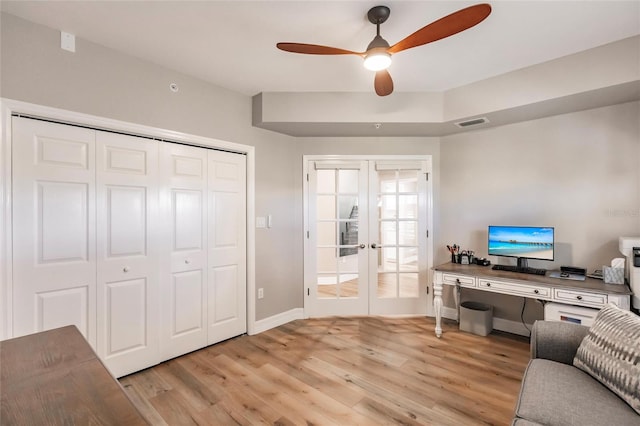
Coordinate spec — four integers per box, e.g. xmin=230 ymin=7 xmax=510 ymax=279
xmin=359 ymin=244 xmax=366 ymax=249
xmin=371 ymin=243 xmax=378 ymax=249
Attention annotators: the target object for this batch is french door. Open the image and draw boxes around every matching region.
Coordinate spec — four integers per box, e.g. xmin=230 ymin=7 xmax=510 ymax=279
xmin=305 ymin=157 xmax=431 ymax=317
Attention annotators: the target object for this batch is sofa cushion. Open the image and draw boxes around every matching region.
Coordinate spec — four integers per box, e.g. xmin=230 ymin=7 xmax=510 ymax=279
xmin=573 ymin=303 xmax=640 ymax=415
xmin=514 ymin=359 xmax=639 ymax=425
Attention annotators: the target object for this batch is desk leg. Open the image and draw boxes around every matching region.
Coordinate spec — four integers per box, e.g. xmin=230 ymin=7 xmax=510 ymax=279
xmin=434 ymin=280 xmax=443 ymax=338
xmin=453 ymin=283 xmax=460 ymax=323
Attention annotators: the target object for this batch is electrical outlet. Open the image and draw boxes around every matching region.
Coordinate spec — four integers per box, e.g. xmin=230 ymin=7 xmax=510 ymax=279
xmin=258 ymin=288 xmax=264 ymax=299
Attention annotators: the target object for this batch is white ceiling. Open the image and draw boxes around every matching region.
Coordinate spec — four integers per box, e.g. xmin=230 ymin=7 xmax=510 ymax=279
xmin=2 ymin=1 xmax=639 ymax=97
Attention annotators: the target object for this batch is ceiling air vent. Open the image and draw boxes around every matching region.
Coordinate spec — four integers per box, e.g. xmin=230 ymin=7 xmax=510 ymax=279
xmin=455 ymin=117 xmax=489 ymax=128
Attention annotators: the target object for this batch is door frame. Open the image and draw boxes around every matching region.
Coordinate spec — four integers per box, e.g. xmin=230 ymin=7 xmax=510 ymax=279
xmin=302 ymin=155 xmax=434 ymax=319
xmin=0 ymin=98 xmax=256 ymax=340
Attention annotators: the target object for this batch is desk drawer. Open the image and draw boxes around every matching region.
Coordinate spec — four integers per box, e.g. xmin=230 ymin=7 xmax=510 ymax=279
xmin=478 ymin=278 xmax=551 ymax=299
xmin=442 ymin=273 xmax=476 ymax=288
xmin=553 ymin=289 xmax=607 ymax=307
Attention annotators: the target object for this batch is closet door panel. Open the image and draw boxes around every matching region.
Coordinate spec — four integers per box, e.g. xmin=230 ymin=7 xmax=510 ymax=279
xmin=159 ymin=143 xmax=208 ymax=359
xmin=96 ymin=131 xmax=159 ymax=377
xmin=207 ymin=151 xmax=246 ymax=344
xmin=11 ymin=118 xmax=96 ymax=345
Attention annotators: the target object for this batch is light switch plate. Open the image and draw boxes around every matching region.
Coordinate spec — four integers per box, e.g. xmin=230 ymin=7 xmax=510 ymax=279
xmin=61 ymin=31 xmax=75 ymax=52
xmin=256 ymin=216 xmax=266 ymax=228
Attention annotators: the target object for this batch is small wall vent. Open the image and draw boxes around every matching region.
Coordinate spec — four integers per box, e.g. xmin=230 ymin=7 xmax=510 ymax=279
xmin=455 ymin=117 xmax=489 ymax=128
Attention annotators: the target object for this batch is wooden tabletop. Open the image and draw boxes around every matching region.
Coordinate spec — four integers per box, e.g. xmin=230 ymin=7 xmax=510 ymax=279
xmin=0 ymin=325 xmax=147 ymax=425
xmin=434 ymin=262 xmax=632 ymax=295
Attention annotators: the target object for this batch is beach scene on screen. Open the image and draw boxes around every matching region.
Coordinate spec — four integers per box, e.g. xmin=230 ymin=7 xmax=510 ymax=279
xmin=488 ymin=227 xmax=554 ymax=260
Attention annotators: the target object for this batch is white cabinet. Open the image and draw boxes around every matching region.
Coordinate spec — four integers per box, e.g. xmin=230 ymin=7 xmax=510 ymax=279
xmin=10 ymin=116 xmax=247 ymax=377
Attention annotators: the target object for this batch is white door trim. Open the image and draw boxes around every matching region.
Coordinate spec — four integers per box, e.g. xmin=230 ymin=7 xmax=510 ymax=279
xmin=0 ymin=98 xmax=256 ymax=340
xmin=302 ymin=154 xmax=434 ymax=319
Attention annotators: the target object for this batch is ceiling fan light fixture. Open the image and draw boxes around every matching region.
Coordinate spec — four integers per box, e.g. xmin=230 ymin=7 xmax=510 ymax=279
xmin=363 ymin=49 xmax=391 ymax=71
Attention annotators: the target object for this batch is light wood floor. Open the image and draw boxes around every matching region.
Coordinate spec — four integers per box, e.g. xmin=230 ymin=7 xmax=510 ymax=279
xmin=120 ymin=317 xmax=530 ymax=426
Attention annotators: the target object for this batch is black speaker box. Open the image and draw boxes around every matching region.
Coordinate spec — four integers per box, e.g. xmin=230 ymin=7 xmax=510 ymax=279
xmin=560 ymin=266 xmax=586 ymax=275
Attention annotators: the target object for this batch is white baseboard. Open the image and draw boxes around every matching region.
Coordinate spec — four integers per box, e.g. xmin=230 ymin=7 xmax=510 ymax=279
xmin=250 ymin=308 xmax=304 ymax=335
xmin=441 ymin=307 xmax=532 ymax=337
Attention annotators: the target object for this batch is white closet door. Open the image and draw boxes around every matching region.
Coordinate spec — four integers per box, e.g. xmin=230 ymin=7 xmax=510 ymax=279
xmin=159 ymin=143 xmax=208 ymax=359
xmin=96 ymin=131 xmax=160 ymax=377
xmin=207 ymin=151 xmax=247 ymax=344
xmin=11 ymin=118 xmax=97 ymax=345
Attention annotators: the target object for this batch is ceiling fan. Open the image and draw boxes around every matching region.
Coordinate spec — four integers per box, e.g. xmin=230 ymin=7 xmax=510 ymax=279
xmin=277 ymin=3 xmax=492 ymax=96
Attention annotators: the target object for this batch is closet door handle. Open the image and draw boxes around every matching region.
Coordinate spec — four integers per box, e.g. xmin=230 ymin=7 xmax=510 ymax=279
xmin=371 ymin=243 xmax=378 ymax=249
xmin=359 ymin=244 xmax=366 ymax=249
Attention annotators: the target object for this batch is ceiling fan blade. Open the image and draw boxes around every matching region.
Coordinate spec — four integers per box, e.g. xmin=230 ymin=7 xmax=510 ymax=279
xmin=277 ymin=42 xmax=363 ymax=56
xmin=374 ymin=70 xmax=394 ymax=96
xmin=388 ymin=3 xmax=491 ymax=54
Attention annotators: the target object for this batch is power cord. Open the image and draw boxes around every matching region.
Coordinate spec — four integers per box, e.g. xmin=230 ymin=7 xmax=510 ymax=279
xmin=520 ymin=297 xmax=531 ymax=337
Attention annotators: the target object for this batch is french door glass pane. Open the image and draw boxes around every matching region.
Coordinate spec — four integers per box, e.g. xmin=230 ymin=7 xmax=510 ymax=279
xmin=399 ymin=273 xmax=419 ymax=297
xmin=379 ymin=195 xmax=396 ymax=219
xmin=398 ymin=195 xmax=417 ymax=219
xmin=398 ymin=170 xmax=418 ymax=192
xmin=317 ymin=222 xmax=336 ymax=245
xmin=380 ymin=221 xmax=396 ymax=246
xmin=399 ymin=247 xmax=418 ymax=272
xmin=315 ymin=167 xmax=362 ymax=301
xmin=375 ymin=167 xmax=421 ymax=300
xmin=338 ymin=273 xmax=359 ymax=298
xmin=377 ymin=272 xmax=397 ymax=298
xmin=317 ymin=273 xmax=337 ymax=299
xmin=317 ymin=195 xmax=335 ymax=220
xmin=338 ymin=196 xmax=358 ymax=220
xmin=380 ymin=247 xmax=396 ymax=272
xmin=399 ymin=222 xmax=417 ymax=245
xmin=317 ymin=247 xmax=337 ymax=273
xmin=316 ymin=170 xmax=335 ymax=193
xmin=338 ymin=169 xmax=358 ymax=193
xmin=378 ymin=170 xmax=395 ymax=192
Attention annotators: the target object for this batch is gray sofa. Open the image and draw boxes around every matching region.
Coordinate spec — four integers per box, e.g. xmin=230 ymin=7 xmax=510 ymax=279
xmin=512 ymin=320 xmax=640 ymax=426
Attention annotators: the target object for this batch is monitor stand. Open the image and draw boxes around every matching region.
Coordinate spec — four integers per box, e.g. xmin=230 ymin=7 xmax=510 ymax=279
xmin=517 ymin=257 xmax=529 ymax=271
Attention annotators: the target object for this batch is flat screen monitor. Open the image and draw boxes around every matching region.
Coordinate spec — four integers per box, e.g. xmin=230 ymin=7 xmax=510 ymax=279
xmin=488 ymin=226 xmax=554 ymax=263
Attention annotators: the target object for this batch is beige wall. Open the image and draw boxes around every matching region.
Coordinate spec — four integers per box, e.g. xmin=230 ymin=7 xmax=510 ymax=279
xmin=0 ymin=13 xmax=301 ymax=321
xmin=439 ymin=101 xmax=640 ymax=322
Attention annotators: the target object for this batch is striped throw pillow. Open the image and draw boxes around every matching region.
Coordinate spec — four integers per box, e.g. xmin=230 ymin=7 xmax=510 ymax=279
xmin=573 ymin=303 xmax=640 ymax=415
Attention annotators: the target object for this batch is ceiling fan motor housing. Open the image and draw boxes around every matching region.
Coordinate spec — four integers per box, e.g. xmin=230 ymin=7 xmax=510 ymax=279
xmin=367 ymin=5 xmax=390 ymax=24
xmin=367 ymin=35 xmax=390 ymax=50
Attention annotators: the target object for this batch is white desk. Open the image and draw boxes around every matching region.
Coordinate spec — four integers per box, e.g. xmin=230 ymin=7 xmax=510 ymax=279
xmin=433 ymin=263 xmax=632 ymax=337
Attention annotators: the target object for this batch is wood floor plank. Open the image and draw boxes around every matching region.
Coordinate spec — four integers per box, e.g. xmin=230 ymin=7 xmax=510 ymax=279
xmin=183 ymin=352 xmax=286 ymax=425
xmin=243 ymin=336 xmax=367 ymax=408
xmin=211 ymin=353 xmax=337 ymax=425
xmin=121 ymin=316 xmax=530 ymax=425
